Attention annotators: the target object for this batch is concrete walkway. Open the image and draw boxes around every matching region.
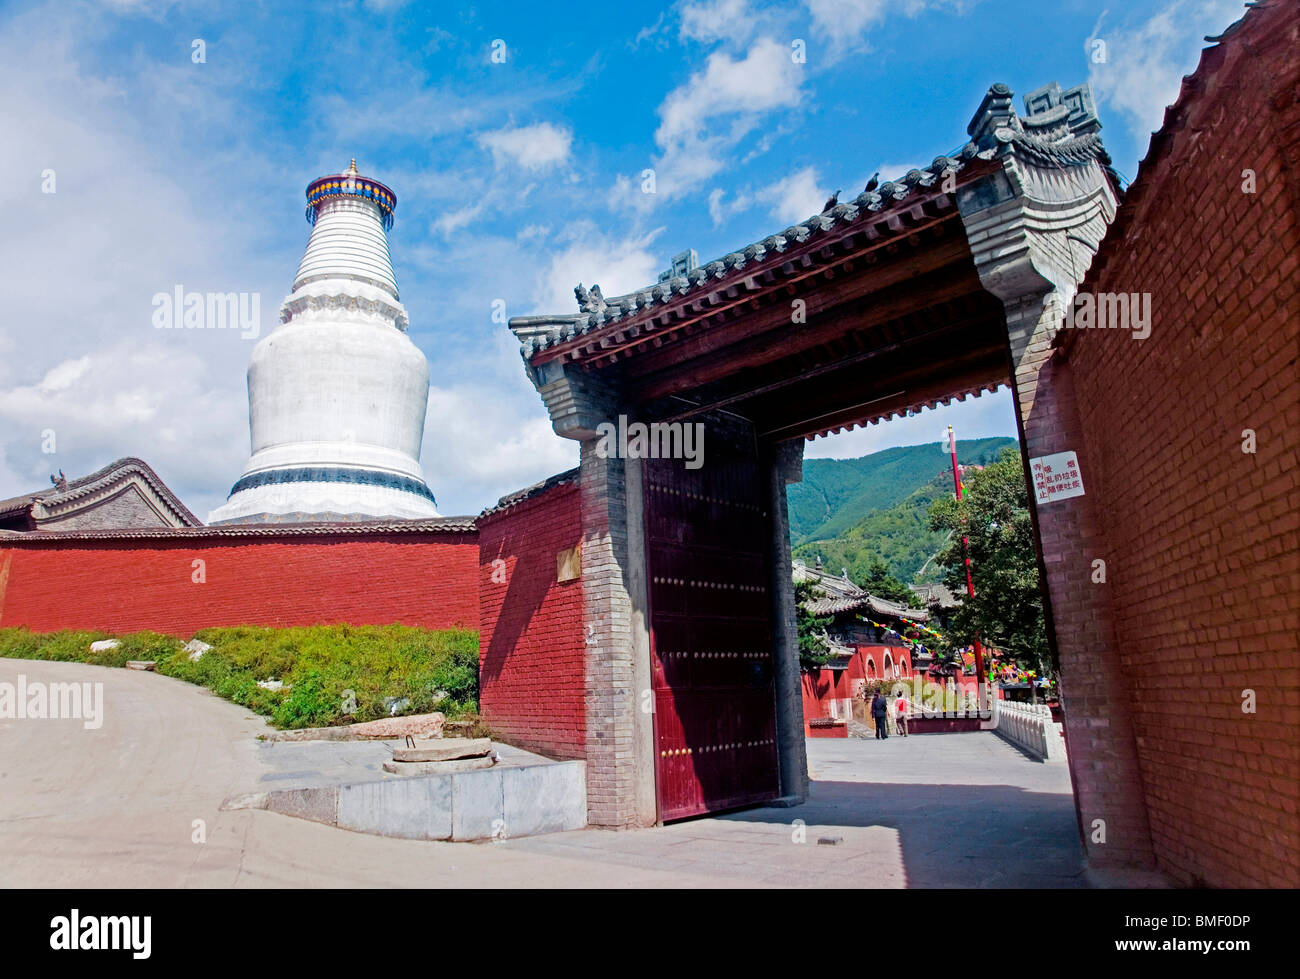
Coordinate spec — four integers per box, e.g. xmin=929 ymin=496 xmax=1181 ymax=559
xmin=0 ymin=659 xmax=1085 ymax=887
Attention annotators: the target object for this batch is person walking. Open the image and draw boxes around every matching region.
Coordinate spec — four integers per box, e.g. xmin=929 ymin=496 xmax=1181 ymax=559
xmin=871 ymin=689 xmax=888 ymax=740
xmin=895 ymin=691 xmax=910 ymax=737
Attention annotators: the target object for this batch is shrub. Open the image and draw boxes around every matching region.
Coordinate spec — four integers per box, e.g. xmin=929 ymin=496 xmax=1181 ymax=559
xmin=0 ymin=623 xmax=480 ymax=730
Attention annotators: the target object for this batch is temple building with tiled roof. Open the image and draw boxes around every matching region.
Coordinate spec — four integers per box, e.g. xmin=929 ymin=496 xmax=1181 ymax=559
xmin=0 ymin=458 xmax=201 ymax=532
xmin=793 ymin=560 xmax=929 ymax=623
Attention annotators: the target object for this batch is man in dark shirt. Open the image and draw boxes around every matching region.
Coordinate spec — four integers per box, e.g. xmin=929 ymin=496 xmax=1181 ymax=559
xmin=871 ymin=691 xmax=888 ymax=740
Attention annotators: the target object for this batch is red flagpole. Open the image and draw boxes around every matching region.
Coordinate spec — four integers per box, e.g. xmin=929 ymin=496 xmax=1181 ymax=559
xmin=948 ymin=425 xmax=985 ymax=699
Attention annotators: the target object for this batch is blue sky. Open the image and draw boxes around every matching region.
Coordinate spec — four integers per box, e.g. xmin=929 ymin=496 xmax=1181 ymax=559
xmin=0 ymin=0 xmax=1244 ymax=517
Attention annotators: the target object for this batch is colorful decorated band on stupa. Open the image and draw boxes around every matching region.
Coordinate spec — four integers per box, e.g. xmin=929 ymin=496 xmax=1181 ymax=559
xmin=305 ymin=159 xmax=396 ymax=230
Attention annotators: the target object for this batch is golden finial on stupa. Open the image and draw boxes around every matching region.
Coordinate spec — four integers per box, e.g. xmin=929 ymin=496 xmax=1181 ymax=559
xmin=347 ymin=159 xmax=359 ymax=174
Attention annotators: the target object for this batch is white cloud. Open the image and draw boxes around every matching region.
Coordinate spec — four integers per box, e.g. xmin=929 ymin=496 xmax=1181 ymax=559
xmin=422 ymin=385 xmax=578 ymax=514
xmin=527 ymin=221 xmax=665 ymax=315
xmin=651 ymin=37 xmax=806 ymax=200
xmin=1086 ymin=0 xmax=1243 ymax=145
xmin=803 ymin=0 xmax=889 ymax=41
xmin=708 ymin=188 xmax=728 ymax=226
xmin=758 ymin=165 xmax=827 ymax=223
xmin=515 ymin=223 xmax=551 ymax=242
xmin=679 ymin=0 xmax=754 ymax=44
xmin=705 ymin=165 xmax=829 ymax=230
xmin=0 ymin=343 xmax=247 ymax=517
xmin=433 ymin=203 xmax=484 ymax=235
xmin=478 ymin=122 xmax=573 ymax=170
xmin=37 ymin=357 xmax=93 ymax=394
xmin=633 ymin=12 xmax=669 ymax=49
xmin=802 ymin=0 xmax=966 ymax=59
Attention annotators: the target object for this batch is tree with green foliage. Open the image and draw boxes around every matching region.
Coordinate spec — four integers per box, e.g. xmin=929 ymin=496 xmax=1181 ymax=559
xmin=927 ymin=447 xmax=1049 ymax=673
xmin=857 ymin=559 xmax=925 ymax=608
xmin=794 ymin=580 xmax=835 ymax=669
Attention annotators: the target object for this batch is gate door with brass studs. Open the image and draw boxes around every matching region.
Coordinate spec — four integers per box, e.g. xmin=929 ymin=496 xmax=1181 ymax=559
xmin=643 ymin=439 xmax=780 ymax=820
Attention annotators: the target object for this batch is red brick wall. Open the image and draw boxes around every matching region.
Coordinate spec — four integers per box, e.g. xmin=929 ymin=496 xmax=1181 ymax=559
xmin=0 ymin=532 xmax=479 ymax=636
xmin=1062 ymin=7 xmax=1300 ymax=887
xmin=478 ymin=482 xmax=586 ymax=760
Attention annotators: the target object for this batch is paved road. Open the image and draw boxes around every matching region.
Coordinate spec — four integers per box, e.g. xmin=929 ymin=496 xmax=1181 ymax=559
xmin=0 ymin=659 xmax=1086 ymax=887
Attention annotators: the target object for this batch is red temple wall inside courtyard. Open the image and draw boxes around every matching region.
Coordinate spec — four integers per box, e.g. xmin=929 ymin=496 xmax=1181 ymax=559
xmin=800 ymin=644 xmax=916 ymax=736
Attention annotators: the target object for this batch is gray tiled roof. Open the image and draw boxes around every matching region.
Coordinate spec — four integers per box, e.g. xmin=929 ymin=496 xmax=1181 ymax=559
xmin=479 ymin=467 xmax=580 ymax=519
xmin=0 ymin=456 xmax=203 ymax=526
xmin=793 ymin=561 xmax=929 ymax=624
xmin=911 ymin=582 xmax=961 ymax=610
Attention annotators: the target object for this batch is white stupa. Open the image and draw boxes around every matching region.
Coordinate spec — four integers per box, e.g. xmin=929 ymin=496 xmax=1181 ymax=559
xmin=208 ymin=161 xmax=440 ymax=524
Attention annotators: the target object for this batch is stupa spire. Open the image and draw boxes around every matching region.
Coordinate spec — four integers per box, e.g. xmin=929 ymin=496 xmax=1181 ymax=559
xmin=295 ymin=161 xmax=400 ymax=301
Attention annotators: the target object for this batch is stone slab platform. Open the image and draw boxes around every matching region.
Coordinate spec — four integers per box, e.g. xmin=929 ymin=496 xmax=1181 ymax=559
xmin=392 ymin=737 xmax=492 ymax=763
xmin=224 ymin=737 xmax=585 ymax=841
xmin=382 ymin=755 xmax=495 ymax=775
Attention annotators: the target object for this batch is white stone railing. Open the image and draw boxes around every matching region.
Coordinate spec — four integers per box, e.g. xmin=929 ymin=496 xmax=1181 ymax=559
xmin=992 ymin=699 xmax=1066 ymax=762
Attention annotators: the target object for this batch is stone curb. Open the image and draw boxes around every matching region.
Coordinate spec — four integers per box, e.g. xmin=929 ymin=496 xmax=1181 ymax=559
xmin=220 ymin=760 xmax=587 ymax=842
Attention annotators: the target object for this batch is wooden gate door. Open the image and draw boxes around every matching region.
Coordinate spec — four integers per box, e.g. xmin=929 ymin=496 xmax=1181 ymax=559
xmin=644 ymin=440 xmax=780 ymax=821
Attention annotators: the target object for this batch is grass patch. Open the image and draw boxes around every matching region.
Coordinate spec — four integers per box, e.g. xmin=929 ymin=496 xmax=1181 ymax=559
xmin=0 ymin=623 xmax=479 ymax=730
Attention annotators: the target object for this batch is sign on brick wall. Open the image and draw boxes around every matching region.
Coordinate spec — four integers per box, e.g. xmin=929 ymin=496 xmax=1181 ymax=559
xmin=1030 ymin=451 xmax=1085 ymax=505
xmin=556 ymin=544 xmax=582 ymax=582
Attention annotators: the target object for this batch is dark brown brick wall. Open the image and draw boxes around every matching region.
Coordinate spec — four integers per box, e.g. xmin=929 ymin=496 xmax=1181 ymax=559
xmin=1062 ymin=6 xmax=1300 ymax=887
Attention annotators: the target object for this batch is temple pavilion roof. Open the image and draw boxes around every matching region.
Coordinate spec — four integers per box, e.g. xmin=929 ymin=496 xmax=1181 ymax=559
xmin=793 ymin=560 xmax=929 ymax=623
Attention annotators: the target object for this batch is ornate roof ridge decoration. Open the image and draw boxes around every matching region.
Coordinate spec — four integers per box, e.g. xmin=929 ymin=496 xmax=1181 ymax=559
xmin=1053 ymin=0 xmax=1286 ymax=358
xmin=480 ymin=466 xmax=581 ymax=518
xmin=0 ymin=456 xmax=202 ymax=526
xmin=971 ymin=79 xmax=1110 ymax=170
xmin=0 ymin=514 xmax=478 ymax=542
xmin=305 ymin=160 xmax=397 ymax=231
xmin=821 ymin=630 xmax=854 ymax=658
xmin=995 ymin=129 xmax=1110 ymax=168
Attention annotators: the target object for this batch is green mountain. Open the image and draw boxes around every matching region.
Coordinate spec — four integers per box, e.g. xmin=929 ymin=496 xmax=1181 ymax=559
xmin=788 ymin=438 xmax=1017 ymax=585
